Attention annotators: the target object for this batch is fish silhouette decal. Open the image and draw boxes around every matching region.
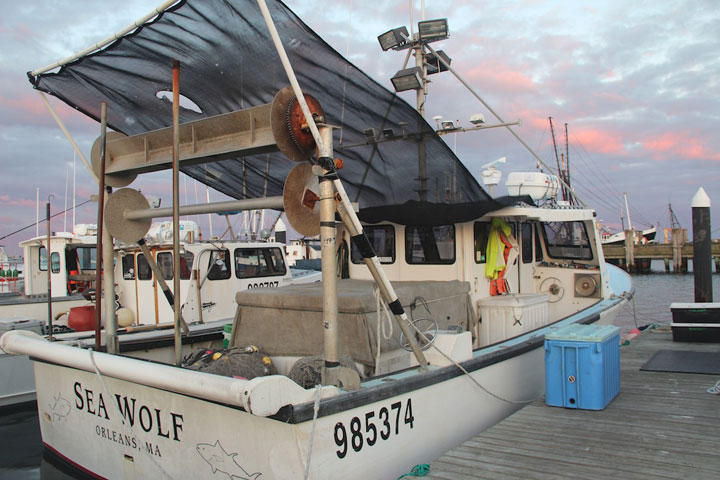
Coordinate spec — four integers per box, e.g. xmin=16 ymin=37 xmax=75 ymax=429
xmin=196 ymin=440 xmax=262 ymax=480
xmin=49 ymin=393 xmax=71 ymax=421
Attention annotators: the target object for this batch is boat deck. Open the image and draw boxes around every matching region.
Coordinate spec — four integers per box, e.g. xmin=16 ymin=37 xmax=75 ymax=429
xmin=426 ymin=326 xmax=720 ymax=479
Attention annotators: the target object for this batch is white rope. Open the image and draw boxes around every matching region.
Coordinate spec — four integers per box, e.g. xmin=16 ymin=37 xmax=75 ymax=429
xmin=303 ymin=384 xmax=323 ymax=480
xmin=406 ymin=322 xmax=539 ymax=405
xmin=88 ymin=348 xmax=174 ymax=479
xmin=373 ymin=287 xmax=394 ymax=373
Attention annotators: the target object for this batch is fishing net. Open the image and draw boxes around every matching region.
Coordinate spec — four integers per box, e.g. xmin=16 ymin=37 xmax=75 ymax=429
xmin=288 ymin=354 xmax=361 ymax=389
xmin=184 ymin=346 xmax=277 ymax=379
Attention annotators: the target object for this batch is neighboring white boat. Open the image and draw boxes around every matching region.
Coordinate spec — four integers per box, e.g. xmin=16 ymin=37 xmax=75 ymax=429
xmin=600 ymin=225 xmax=657 ymax=245
xmin=0 ymin=228 xmax=96 ymax=323
xmin=599 ymin=193 xmax=657 ymax=245
xmin=2 ymin=1 xmax=633 ymax=478
xmin=0 ymin=220 xmax=294 ymax=407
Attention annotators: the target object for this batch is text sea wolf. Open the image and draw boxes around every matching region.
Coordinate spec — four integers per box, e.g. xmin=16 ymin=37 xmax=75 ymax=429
xmin=74 ymin=381 xmax=185 ymax=443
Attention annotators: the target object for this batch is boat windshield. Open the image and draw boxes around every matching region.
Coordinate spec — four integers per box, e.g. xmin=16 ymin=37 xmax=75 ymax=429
xmin=541 ymin=221 xmax=592 ymax=261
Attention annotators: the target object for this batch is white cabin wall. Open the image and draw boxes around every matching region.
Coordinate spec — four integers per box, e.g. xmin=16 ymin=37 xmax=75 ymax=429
xmin=21 ymin=238 xmax=71 ymax=296
xmin=22 ymin=244 xmax=42 ymax=295
xmin=346 ymin=224 xmax=463 ymax=283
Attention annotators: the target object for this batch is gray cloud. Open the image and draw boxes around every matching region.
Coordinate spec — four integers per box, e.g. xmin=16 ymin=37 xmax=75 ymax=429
xmin=1 ymin=0 xmax=718 ymax=255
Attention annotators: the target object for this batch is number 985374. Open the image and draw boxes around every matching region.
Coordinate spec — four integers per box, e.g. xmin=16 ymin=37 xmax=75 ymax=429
xmin=333 ymin=398 xmax=414 ymax=458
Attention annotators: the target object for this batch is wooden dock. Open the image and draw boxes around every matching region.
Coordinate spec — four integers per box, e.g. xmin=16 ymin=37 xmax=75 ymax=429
xmin=600 ymin=227 xmax=720 ymax=273
xmin=602 ymin=242 xmax=720 ymax=272
xmin=426 ymin=327 xmax=720 ymax=479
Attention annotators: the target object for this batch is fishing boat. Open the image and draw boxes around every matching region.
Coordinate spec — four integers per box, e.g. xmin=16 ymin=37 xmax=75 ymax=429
xmin=1 ymin=1 xmax=632 ymax=478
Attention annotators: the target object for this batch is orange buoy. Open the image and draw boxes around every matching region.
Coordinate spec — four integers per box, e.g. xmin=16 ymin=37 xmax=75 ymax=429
xmin=68 ymin=305 xmax=96 ymax=331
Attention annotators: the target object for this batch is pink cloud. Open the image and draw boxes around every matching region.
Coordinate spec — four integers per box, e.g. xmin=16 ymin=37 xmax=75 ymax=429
xmin=573 ymin=129 xmax=625 ymax=155
xmin=0 ymin=195 xmax=35 ymax=208
xmin=643 ymin=132 xmax=720 ymax=161
xmin=465 ymin=62 xmax=535 ymax=94
xmin=0 ymin=93 xmax=46 ymax=117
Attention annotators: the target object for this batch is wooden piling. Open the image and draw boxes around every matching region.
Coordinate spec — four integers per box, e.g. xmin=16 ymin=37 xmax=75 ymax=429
xmin=624 ymin=229 xmax=634 ymax=272
xmin=692 ymin=187 xmax=712 ymax=302
xmin=672 ymin=228 xmax=684 ymax=273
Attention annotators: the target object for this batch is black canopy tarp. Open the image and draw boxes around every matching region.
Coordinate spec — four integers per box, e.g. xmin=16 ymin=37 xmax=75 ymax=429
xmin=29 ymin=0 xmax=519 ymax=225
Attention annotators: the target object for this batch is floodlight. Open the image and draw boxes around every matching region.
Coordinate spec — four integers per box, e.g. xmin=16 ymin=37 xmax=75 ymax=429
xmin=426 ymin=50 xmax=451 ymax=75
xmin=418 ymin=19 xmax=449 ymax=42
xmin=390 ymin=67 xmax=424 ymax=92
xmin=382 ymin=128 xmax=395 ymax=137
xmin=377 ymin=26 xmax=410 ymax=51
xmin=363 ymin=128 xmax=377 ymax=139
xmin=440 ymin=120 xmax=456 ymax=130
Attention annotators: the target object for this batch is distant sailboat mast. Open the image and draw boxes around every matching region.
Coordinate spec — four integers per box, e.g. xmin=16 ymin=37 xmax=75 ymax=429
xmin=624 ymin=192 xmax=633 ymax=231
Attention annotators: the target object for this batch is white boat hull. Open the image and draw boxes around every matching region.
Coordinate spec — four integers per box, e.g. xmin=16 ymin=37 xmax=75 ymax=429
xmin=34 ymin=346 xmax=541 ymax=480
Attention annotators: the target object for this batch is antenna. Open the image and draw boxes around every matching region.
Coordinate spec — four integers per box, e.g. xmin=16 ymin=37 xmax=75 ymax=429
xmin=480 ymin=156 xmax=506 ymax=197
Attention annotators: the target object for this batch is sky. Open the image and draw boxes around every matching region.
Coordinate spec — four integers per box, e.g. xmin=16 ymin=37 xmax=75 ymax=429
xmin=1 ymin=0 xmax=718 ymax=256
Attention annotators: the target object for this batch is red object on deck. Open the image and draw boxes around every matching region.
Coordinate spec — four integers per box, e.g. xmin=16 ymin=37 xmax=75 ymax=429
xmin=68 ymin=305 xmax=96 ymax=332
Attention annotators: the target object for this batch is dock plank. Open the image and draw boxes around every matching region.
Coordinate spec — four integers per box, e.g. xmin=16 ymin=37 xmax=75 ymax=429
xmin=426 ymin=327 xmax=720 ymax=479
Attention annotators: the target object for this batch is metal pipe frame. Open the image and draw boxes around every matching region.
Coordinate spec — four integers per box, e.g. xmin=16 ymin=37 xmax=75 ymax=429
xmin=172 ymin=60 xmax=182 ymax=366
xmin=257 ymin=0 xmax=429 ymax=373
xmin=124 ymin=196 xmax=284 ymax=221
xmin=95 ymin=103 xmax=108 ymax=351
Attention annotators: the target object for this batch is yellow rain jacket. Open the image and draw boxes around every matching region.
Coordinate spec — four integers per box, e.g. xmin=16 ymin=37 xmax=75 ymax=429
xmin=485 ymin=218 xmax=512 ymax=280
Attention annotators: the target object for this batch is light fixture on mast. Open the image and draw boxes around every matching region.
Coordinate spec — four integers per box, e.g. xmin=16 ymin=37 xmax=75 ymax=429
xmin=377 ymin=18 xmax=451 ymax=93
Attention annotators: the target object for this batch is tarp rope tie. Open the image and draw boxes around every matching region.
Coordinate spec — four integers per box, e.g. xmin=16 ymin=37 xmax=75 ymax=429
xmin=397 ymin=464 xmax=430 ymax=478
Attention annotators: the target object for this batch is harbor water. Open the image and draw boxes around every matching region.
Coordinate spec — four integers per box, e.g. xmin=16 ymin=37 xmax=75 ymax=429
xmin=1 ymin=262 xmax=718 ymax=479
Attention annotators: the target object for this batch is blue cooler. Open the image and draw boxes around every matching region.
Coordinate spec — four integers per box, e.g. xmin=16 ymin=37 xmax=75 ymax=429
xmin=544 ymin=324 xmax=620 ymax=410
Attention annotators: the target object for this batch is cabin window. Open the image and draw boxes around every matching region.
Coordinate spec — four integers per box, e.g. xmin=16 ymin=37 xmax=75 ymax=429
xmin=137 ymin=254 xmax=152 ymax=280
xmin=39 ymin=247 xmax=48 ymax=271
xmin=50 ymin=252 xmax=61 ymax=273
xmin=157 ymin=252 xmax=174 ymax=280
xmin=535 ymin=224 xmax=544 ymax=261
xmin=122 ymin=255 xmax=135 ymax=280
xmin=541 ymin=221 xmax=592 ymax=260
xmin=180 ymin=252 xmax=194 ymax=280
xmin=207 ymin=249 xmax=231 ymax=280
xmin=75 ymin=247 xmax=97 ymax=270
xmin=234 ymin=247 xmax=286 ymax=278
xmin=405 ymin=225 xmax=455 ymax=264
xmin=351 ymin=225 xmax=395 ymax=264
xmin=473 ymin=222 xmax=491 ymax=263
xmin=521 ymin=223 xmax=533 ymax=264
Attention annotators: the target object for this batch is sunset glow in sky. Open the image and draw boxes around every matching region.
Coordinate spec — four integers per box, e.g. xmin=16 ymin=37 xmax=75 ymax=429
xmin=1 ymin=0 xmax=718 ymax=254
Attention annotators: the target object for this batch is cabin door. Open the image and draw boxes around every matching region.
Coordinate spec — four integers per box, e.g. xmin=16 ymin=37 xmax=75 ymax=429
xmin=135 ymin=252 xmax=160 ymax=325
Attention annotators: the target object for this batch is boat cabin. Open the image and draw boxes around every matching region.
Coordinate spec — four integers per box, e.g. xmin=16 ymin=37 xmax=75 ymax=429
xmin=231 ymin=202 xmax=610 ymax=377
xmin=115 ymin=236 xmax=293 ymax=326
xmin=19 ymin=228 xmax=98 ymax=297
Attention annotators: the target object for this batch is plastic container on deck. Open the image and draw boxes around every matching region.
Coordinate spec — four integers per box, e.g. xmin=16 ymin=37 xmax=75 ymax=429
xmin=544 ymin=324 xmax=620 ymax=410
xmin=68 ymin=305 xmax=96 ymax=332
xmin=477 ymin=294 xmax=548 ymax=346
xmin=223 ymin=324 xmax=233 ymax=348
